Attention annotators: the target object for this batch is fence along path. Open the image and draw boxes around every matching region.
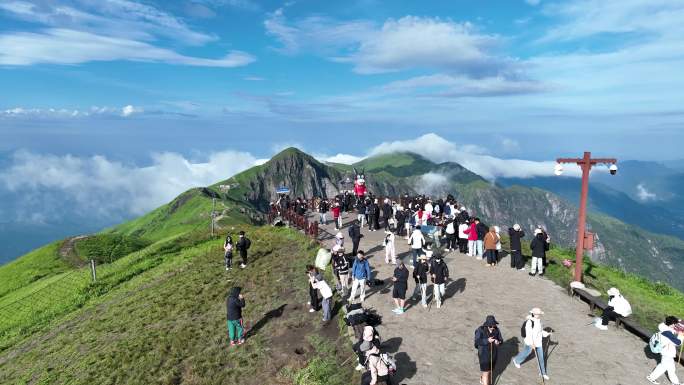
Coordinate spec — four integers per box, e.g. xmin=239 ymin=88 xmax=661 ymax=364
xmin=313 ymin=211 xmax=658 ymax=385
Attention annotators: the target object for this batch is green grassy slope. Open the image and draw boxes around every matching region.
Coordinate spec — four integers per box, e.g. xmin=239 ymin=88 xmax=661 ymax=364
xmin=0 ymin=242 xmax=67 ymax=299
xmin=0 ymin=226 xmax=353 ymax=385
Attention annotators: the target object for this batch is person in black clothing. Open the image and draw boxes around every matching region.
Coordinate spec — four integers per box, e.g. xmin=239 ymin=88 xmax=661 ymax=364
xmin=529 ymin=229 xmax=548 ymax=276
xmin=331 ymin=247 xmax=350 ymax=296
xmin=236 ymin=231 xmax=251 ymax=269
xmin=395 ymin=207 xmax=406 ymax=237
xmin=391 ymin=262 xmax=409 ymax=314
xmin=382 ymin=199 xmax=393 ymax=231
xmin=508 ymin=224 xmax=526 ymax=270
xmin=430 ymin=254 xmax=449 ymax=308
xmin=348 ymin=220 xmax=362 ymax=256
xmin=367 ymin=200 xmax=379 ymax=231
xmin=227 ymin=287 xmax=246 ymax=346
xmin=474 ymin=315 xmax=503 ymax=385
xmin=414 ymin=254 xmax=430 ymax=307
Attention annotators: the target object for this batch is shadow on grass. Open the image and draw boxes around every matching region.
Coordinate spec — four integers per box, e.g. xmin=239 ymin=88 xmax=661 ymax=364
xmin=244 ymin=303 xmax=287 ymax=339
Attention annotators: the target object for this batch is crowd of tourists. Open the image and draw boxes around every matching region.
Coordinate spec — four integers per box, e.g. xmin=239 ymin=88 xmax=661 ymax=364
xmin=232 ymin=190 xmax=683 ymax=385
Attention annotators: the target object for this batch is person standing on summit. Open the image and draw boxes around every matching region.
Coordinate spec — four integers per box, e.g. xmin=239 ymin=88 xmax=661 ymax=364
xmin=348 ymin=220 xmax=362 ymax=257
xmin=349 ymin=251 xmax=372 ymax=303
xmin=226 ymin=287 xmax=246 ymax=346
xmin=508 ymin=224 xmax=525 ymax=270
xmin=235 ymin=231 xmax=251 ymax=269
xmin=529 ymin=229 xmax=548 ymax=277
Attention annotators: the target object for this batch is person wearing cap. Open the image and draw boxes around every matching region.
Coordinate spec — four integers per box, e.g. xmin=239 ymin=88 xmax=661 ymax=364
xmin=430 ymin=253 xmax=449 ymax=308
xmin=384 ymin=230 xmax=397 ymax=265
xmin=413 ymin=254 xmax=430 ymax=307
xmin=474 ymin=315 xmax=503 ymax=385
xmin=596 ymin=287 xmax=632 ymax=330
xmin=335 ymin=231 xmax=345 ymax=248
xmin=391 ymin=261 xmax=409 ymax=314
xmin=331 ymin=246 xmax=350 ymax=296
xmin=508 ymin=224 xmax=526 ymax=270
xmin=349 ymin=251 xmax=372 ymax=303
xmin=363 ymin=342 xmax=393 ymax=385
xmin=647 ymin=316 xmax=683 ymax=384
xmin=353 ymin=326 xmax=379 ymax=371
xmin=529 ymin=228 xmax=548 ymax=277
xmin=512 ymin=307 xmax=552 ymax=380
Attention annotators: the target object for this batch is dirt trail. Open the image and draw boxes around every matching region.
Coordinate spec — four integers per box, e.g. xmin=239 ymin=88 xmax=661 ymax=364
xmin=316 ymin=213 xmax=657 ymax=385
xmin=58 ymin=235 xmax=90 ymax=267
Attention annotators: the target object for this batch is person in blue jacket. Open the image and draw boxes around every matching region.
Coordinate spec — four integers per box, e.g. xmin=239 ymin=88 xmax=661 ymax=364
xmin=474 ymin=315 xmax=503 ymax=385
xmin=348 ymin=251 xmax=372 ymax=303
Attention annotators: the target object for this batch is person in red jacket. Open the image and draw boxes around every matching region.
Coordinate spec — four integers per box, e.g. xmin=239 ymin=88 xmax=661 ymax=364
xmin=463 ymin=219 xmax=478 ymax=257
xmin=331 ymin=201 xmax=341 ymax=230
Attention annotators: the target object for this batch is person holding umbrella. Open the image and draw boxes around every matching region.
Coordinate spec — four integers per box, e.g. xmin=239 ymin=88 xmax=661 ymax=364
xmin=474 ymin=315 xmax=503 ymax=385
xmin=512 ymin=307 xmax=552 ymax=381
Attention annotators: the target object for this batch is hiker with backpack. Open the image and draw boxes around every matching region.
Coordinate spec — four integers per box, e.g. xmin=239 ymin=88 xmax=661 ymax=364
xmin=362 ymin=342 xmax=396 ymax=385
xmin=508 ymin=224 xmax=526 ymax=270
xmin=349 ymin=251 xmax=372 ymax=303
xmin=408 ymin=226 xmax=426 ymax=268
xmin=647 ymin=316 xmax=683 ymax=385
xmin=391 ymin=261 xmax=409 ymax=315
xmin=512 ymin=307 xmax=552 ymax=381
xmin=430 ymin=253 xmax=449 ymax=308
xmin=226 ymin=287 xmax=246 ymax=346
xmin=223 ymin=234 xmax=233 ymax=271
xmin=236 ymin=231 xmax=251 ymax=269
xmin=595 ymin=287 xmax=632 ymax=330
xmin=384 ymin=230 xmax=396 ymax=265
xmin=474 ymin=315 xmax=503 ymax=385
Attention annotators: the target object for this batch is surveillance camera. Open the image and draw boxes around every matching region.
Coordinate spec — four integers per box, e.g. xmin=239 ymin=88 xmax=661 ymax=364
xmin=554 ymin=163 xmax=564 ymax=176
xmin=609 ymin=164 xmax=618 ymax=175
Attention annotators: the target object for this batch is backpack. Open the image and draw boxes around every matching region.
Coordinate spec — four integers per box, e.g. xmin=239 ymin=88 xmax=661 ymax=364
xmin=243 ymin=237 xmax=251 ymax=250
xmin=521 ymin=319 xmax=535 ymax=338
xmin=649 ymin=332 xmax=663 ymax=354
xmin=366 ymin=353 xmax=397 ymax=375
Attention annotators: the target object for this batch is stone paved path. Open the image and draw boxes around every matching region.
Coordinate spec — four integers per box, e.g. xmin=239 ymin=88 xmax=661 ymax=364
xmin=315 ymin=213 xmax=658 ymax=385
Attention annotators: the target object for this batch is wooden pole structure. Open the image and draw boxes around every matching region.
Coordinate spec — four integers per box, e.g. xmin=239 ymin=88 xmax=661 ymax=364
xmin=556 ymin=152 xmax=617 ymax=282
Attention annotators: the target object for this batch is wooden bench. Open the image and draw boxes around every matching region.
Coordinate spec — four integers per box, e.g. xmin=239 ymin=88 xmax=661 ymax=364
xmin=571 ymin=288 xmax=650 ymax=339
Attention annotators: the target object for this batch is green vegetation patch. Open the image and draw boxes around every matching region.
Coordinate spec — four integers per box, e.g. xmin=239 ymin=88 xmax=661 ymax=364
xmin=74 ymin=234 xmax=151 ymax=264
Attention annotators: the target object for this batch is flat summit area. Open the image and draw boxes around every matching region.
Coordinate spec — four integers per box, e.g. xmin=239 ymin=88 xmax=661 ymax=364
xmin=316 ymin=213 xmax=657 ymax=385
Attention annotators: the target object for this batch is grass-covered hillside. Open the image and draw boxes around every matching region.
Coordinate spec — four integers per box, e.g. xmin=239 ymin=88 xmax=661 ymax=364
xmin=0 ymin=183 xmax=354 ymax=385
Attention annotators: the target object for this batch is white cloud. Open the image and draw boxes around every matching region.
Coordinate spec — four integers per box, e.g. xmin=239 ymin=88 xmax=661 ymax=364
xmin=415 ymin=172 xmax=450 ymax=196
xmin=0 ymin=149 xmax=260 ymax=217
xmin=501 ymin=138 xmax=521 ymax=153
xmin=368 ymin=133 xmax=583 ymax=179
xmin=266 ymin=12 xmax=517 ymax=78
xmin=244 ymin=76 xmax=265 ymax=81
xmin=121 ymin=105 xmax=143 ymax=117
xmin=322 ymin=153 xmax=364 ymax=165
xmin=636 ymin=183 xmax=657 ymax=201
xmin=1 ymin=104 xmax=146 ymax=118
xmin=0 ymin=28 xmax=255 ymax=67
xmin=382 ymin=73 xmax=547 ymax=97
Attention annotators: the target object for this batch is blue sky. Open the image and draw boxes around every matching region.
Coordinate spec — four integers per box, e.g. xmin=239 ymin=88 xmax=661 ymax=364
xmin=1 ymin=0 xmax=683 ymax=162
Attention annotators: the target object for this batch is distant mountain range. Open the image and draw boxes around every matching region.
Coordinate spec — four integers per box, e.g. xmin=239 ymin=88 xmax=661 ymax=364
xmin=3 ymin=149 xmax=684 ymax=292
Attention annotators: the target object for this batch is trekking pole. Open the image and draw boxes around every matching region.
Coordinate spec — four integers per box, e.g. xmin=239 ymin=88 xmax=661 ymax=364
xmin=489 ymin=342 xmax=493 ymax=385
xmin=532 ymin=345 xmax=545 ymax=385
xmin=679 ymin=342 xmax=683 ymax=365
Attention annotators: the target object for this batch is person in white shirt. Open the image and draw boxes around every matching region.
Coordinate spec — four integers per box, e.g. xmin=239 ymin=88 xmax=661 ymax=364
xmin=407 ymin=227 xmax=426 ymax=268
xmin=311 ymin=275 xmax=333 ymax=322
xmin=383 ymin=231 xmax=396 ymax=265
xmin=512 ymin=308 xmax=552 ymax=381
xmin=445 ymin=219 xmax=457 ymax=252
xmin=647 ymin=316 xmax=683 ymax=385
xmin=458 ymin=221 xmax=469 ymax=254
xmin=595 ymin=287 xmax=632 ymax=330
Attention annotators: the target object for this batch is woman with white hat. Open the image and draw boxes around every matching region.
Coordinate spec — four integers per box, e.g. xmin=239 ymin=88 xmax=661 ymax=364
xmin=595 ymin=287 xmax=632 ymax=330
xmin=335 ymin=231 xmax=344 ymax=248
xmin=384 ymin=230 xmax=396 ymax=265
xmin=512 ymin=307 xmax=552 ymax=381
